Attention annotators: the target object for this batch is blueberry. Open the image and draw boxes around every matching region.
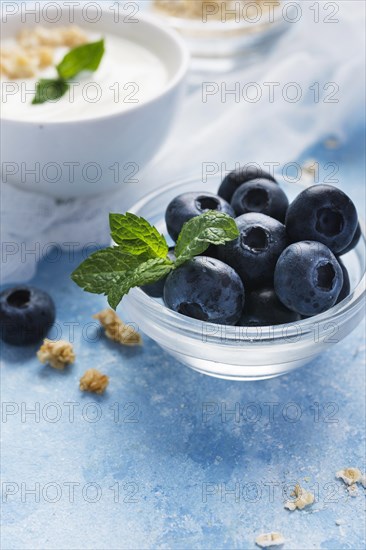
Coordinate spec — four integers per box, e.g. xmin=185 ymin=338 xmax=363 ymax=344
xmin=274 ymin=241 xmax=343 ymax=316
xmin=217 ymin=213 xmax=288 ymax=289
xmin=286 ymin=184 xmax=358 ymax=254
xmin=165 ymin=192 xmax=235 ymax=242
xmin=238 ymin=287 xmax=301 ymax=326
xmin=218 ymin=166 xmax=277 ymax=203
xmin=231 ymin=178 xmax=289 ymax=222
xmin=338 ymin=222 xmax=361 ymax=255
xmin=203 ymin=244 xmax=220 ymax=260
xmin=336 ymin=258 xmax=351 ymax=304
xmin=0 ymin=286 xmax=55 ymax=346
xmin=141 ymin=248 xmax=176 ymax=298
xmin=163 ymin=256 xmax=244 ymax=325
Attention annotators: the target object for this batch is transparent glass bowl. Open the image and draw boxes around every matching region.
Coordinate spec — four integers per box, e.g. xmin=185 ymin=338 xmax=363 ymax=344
xmin=123 ymin=176 xmax=366 ymax=380
xmin=151 ymin=1 xmax=294 ymax=72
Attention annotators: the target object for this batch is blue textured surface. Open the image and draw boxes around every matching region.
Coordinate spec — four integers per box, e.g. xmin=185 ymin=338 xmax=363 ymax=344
xmin=1 ymin=133 xmax=365 ymax=550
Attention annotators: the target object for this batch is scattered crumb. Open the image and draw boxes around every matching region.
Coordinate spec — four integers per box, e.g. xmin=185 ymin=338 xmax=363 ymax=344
xmin=301 ymin=159 xmax=318 ymax=182
xmin=284 ymin=483 xmax=314 ymax=511
xmin=347 ymin=484 xmax=358 ymax=497
xmin=37 ymin=339 xmax=75 ymax=370
xmin=79 ymin=368 xmax=109 ymax=394
xmin=336 ymin=469 xmax=365 ymax=499
xmin=93 ymin=309 xmax=142 ymax=346
xmin=303 ymin=476 xmax=310 ymax=482
xmin=336 ymin=468 xmax=363 ymax=485
xmin=255 ymin=532 xmax=285 ymax=548
xmin=324 ymin=136 xmax=341 ymax=149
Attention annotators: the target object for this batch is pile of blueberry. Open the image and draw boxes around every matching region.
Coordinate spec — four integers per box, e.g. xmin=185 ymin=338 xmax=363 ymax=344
xmin=144 ymin=167 xmax=361 ymax=326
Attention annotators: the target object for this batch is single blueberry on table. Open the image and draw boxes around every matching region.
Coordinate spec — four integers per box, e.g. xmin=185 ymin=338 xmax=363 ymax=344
xmin=336 ymin=258 xmax=351 ymax=304
xmin=338 ymin=222 xmax=361 ymax=256
xmin=163 ymin=256 xmax=244 ymax=325
xmin=218 ymin=166 xmax=277 ymax=203
xmin=285 ymin=184 xmax=358 ymax=254
xmin=0 ymin=286 xmax=55 ymax=346
xmin=217 ymin=213 xmax=288 ymax=289
xmin=238 ymin=287 xmax=301 ymax=326
xmin=230 ymin=178 xmax=289 ymax=222
xmin=274 ymin=241 xmax=343 ymax=317
xmin=165 ymin=192 xmax=235 ymax=242
xmin=141 ymin=248 xmax=176 ymax=298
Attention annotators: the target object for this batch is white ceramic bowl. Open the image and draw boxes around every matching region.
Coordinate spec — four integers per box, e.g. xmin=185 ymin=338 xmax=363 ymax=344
xmin=123 ymin=176 xmax=366 ymax=381
xmin=1 ymin=6 xmax=189 ymax=198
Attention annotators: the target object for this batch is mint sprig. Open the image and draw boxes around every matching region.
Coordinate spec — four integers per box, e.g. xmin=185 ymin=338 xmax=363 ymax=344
xmin=71 ymin=247 xmax=143 ymax=296
xmin=57 ymin=39 xmax=105 ymax=80
xmin=32 ymin=78 xmax=69 ymax=105
xmin=107 ymin=258 xmax=174 ymax=310
xmin=71 ymin=210 xmax=239 ymax=309
xmin=109 ymin=213 xmax=168 ymax=259
xmin=32 ymin=39 xmax=105 ymax=105
xmin=174 ymin=211 xmax=239 ymax=267
xmin=71 ymin=246 xmax=174 ymax=309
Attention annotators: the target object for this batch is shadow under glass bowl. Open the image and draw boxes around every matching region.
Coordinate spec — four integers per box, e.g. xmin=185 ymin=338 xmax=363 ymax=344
xmin=123 ymin=176 xmax=366 ymax=381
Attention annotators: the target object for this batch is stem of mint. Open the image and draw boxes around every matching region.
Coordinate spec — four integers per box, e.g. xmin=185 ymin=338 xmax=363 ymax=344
xmin=71 ymin=210 xmax=239 ymax=309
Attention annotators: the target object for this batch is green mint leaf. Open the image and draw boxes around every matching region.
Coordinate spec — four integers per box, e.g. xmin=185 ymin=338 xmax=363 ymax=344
xmin=110 ymin=213 xmax=169 ymax=259
xmin=71 ymin=247 xmax=143 ymax=296
xmin=174 ymin=211 xmax=239 ymax=266
xmin=71 ymin=210 xmax=239 ymax=309
xmin=32 ymin=79 xmax=69 ymax=104
xmin=32 ymin=39 xmax=105 ymax=104
xmin=57 ymin=39 xmax=105 ymax=80
xmin=107 ymin=258 xmax=174 ymax=310
xmin=71 ymin=246 xmax=173 ymax=310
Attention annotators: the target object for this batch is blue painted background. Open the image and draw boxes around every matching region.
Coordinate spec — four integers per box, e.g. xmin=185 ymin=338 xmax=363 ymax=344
xmin=1 ymin=130 xmax=365 ymax=549
xmin=1 ymin=0 xmax=366 ymax=546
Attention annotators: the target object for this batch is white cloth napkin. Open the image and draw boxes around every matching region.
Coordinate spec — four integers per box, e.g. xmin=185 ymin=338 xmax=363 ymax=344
xmin=1 ymin=1 xmax=365 ymax=284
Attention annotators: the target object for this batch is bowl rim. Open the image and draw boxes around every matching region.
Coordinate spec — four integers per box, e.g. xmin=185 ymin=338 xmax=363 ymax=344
xmin=152 ymin=0 xmax=289 ymax=32
xmin=1 ymin=10 xmax=190 ymax=126
xmin=126 ymin=175 xmax=366 ymax=342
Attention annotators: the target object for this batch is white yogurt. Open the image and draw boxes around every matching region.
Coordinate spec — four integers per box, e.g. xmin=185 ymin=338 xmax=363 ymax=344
xmin=1 ymin=32 xmax=169 ymax=122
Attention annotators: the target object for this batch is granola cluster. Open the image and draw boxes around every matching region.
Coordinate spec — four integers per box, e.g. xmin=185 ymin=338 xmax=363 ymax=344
xmin=35 ymin=309 xmax=141 ymax=393
xmin=93 ymin=309 xmax=142 ymax=346
xmin=37 ymin=339 xmax=75 ymax=370
xmin=1 ymin=25 xmax=88 ymax=79
xmin=284 ymin=483 xmax=315 ymax=511
xmin=336 ymin=467 xmax=364 ymax=485
xmin=336 ymin=467 xmax=366 ymax=496
xmin=18 ymin=25 xmax=88 ymax=49
xmin=255 ymin=532 xmax=285 ymax=548
xmin=0 ymin=47 xmax=53 ymax=79
xmin=79 ymin=368 xmax=109 ymax=394
xmin=300 ymin=159 xmax=319 ymax=183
